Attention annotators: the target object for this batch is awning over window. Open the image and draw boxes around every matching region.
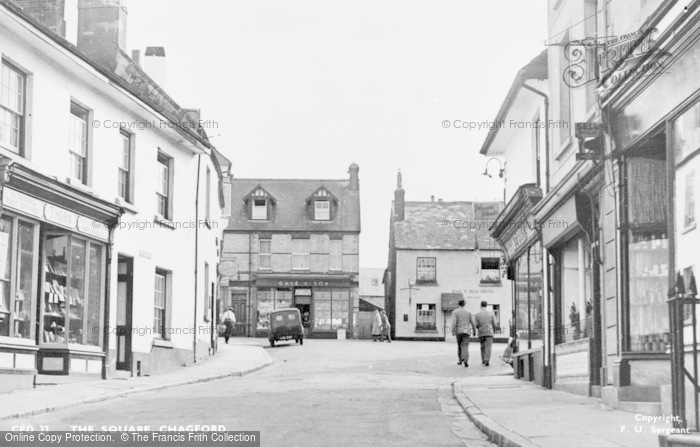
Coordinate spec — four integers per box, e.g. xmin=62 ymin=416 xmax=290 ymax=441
xmin=441 ymin=293 xmax=463 ymax=312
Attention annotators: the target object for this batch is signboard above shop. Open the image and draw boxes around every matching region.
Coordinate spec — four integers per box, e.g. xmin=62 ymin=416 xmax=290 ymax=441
xmin=3 ymin=188 xmax=109 ymax=241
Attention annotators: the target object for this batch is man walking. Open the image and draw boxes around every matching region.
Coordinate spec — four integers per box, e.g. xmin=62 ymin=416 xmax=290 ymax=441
xmin=221 ymin=306 xmax=237 ymax=344
xmin=380 ymin=310 xmax=392 ymax=342
xmin=450 ymin=299 xmax=475 ymax=367
xmin=474 ymin=300 xmax=498 ymax=366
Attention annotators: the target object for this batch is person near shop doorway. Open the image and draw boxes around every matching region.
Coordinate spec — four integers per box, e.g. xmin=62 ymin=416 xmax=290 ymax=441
xmin=450 ymin=299 xmax=475 ymax=367
xmin=372 ymin=309 xmax=383 ymax=342
xmin=380 ymin=310 xmax=392 ymax=343
xmin=222 ymin=306 xmax=237 ymax=344
xmin=474 ymin=300 xmax=498 ymax=366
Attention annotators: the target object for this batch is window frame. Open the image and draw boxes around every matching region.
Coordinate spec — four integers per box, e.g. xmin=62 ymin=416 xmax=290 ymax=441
xmin=329 ymin=239 xmax=343 ymax=271
xmin=252 ymin=199 xmax=268 ymax=220
xmin=156 ymin=151 xmax=174 ymax=220
xmin=292 ymin=238 xmax=310 ymax=271
xmin=69 ymin=101 xmax=90 ymax=185
xmin=118 ymin=130 xmax=134 ymax=204
xmin=259 ymin=239 xmax=271 ymax=270
xmin=314 ymin=200 xmax=331 ymax=221
xmin=416 ymin=303 xmax=437 ymax=331
xmin=0 ymin=60 xmax=26 ymax=155
xmin=153 ymin=269 xmax=169 ymax=339
xmin=480 ymin=257 xmax=502 ymax=285
xmin=416 ymin=257 xmax=437 ymax=283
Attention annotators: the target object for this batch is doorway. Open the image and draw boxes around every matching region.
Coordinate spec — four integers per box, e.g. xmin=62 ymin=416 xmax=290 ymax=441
xmin=116 ymin=256 xmax=133 ymax=372
xmin=230 ymin=294 xmax=247 ymax=336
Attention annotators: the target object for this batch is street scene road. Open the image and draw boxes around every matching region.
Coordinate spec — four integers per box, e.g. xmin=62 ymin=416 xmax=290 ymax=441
xmin=1 ymin=339 xmax=506 ymax=446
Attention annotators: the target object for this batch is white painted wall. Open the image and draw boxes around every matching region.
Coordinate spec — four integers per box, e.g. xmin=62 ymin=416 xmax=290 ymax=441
xmin=394 ymin=249 xmax=511 ymax=340
xmin=0 ymin=15 xmax=222 ymax=362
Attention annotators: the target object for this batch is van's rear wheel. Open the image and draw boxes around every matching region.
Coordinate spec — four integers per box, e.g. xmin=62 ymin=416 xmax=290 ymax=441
xmin=270 ymin=340 xmax=275 ymax=347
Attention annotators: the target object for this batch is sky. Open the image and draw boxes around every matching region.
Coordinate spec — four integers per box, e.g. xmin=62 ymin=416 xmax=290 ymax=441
xmin=67 ymin=0 xmax=548 ymax=268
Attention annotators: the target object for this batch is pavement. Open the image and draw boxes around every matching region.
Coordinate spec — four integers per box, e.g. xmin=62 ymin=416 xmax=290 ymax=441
xmin=0 ymin=339 xmax=272 ymax=421
xmin=2 ymin=337 xmax=699 ymax=447
xmin=452 ymin=375 xmax=685 ymax=447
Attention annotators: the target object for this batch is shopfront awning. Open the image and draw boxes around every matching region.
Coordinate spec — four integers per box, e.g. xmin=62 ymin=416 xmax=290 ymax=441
xmin=441 ymin=293 xmax=463 ymax=312
xmin=539 ymin=193 xmax=592 ymax=249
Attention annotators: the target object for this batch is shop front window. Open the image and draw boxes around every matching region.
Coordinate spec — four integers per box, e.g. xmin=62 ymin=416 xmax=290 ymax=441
xmin=416 ymin=304 xmax=436 ymax=330
xmin=312 ymin=288 xmax=349 ymax=330
xmin=314 ymin=289 xmax=331 ymax=330
xmin=16 ymin=221 xmax=37 ymax=339
xmin=43 ymin=234 xmax=105 ymax=346
xmin=256 ymin=288 xmax=274 ymax=331
xmin=514 ymin=246 xmax=544 ymax=348
xmin=275 ymin=288 xmax=292 ymax=309
xmin=0 ymin=217 xmax=13 ymax=336
xmin=626 ymin=156 xmax=669 ymax=352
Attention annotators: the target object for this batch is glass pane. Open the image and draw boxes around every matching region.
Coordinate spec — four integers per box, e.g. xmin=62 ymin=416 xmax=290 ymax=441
xmin=515 ymin=257 xmax=529 ymax=340
xmin=275 ymin=289 xmax=292 ymax=309
xmin=44 ymin=235 xmax=69 ymax=344
xmin=86 ymin=244 xmax=102 ymax=346
xmin=0 ymin=217 xmax=12 ymax=336
xmin=528 ymin=248 xmax=544 ymax=349
xmin=68 ymin=239 xmax=86 ymax=344
xmin=16 ymin=222 xmax=35 ymax=339
xmin=331 ymin=289 xmax=349 ymax=329
xmin=256 ymin=288 xmax=273 ymax=331
xmin=314 ymin=289 xmax=331 ymax=330
xmin=628 ymin=229 xmax=669 ymax=352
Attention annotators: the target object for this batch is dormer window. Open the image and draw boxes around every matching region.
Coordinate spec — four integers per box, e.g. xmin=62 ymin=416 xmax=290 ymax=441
xmin=244 ymin=185 xmax=276 ymax=221
xmin=252 ymin=199 xmax=267 ymax=220
xmin=315 ymin=200 xmax=330 ymax=220
xmin=307 ymin=186 xmax=338 ymax=221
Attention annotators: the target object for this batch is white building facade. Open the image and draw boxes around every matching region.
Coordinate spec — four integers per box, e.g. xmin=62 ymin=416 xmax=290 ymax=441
xmin=0 ymin=0 xmax=227 ymax=391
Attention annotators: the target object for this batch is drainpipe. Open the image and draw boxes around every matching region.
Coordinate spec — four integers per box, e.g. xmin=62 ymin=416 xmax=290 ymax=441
xmin=248 ymin=233 xmax=252 ymax=337
xmin=521 ymin=82 xmax=550 ymax=193
xmin=193 ymin=154 xmax=202 ymax=363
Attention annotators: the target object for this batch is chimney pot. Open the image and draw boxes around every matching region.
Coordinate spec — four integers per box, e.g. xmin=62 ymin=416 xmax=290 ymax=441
xmin=438 ymin=198 xmax=443 ymax=202
xmin=431 ymin=195 xmax=434 ymax=202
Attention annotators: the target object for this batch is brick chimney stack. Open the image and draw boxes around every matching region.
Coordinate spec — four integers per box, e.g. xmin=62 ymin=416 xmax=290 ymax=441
xmin=77 ymin=0 xmax=128 ymax=71
xmin=14 ymin=0 xmax=67 ymax=37
xmin=394 ymin=170 xmax=405 ymax=221
xmin=348 ymin=162 xmax=359 ymax=191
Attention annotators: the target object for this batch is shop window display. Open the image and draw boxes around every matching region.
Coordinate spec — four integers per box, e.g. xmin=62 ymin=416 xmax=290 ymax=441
xmin=626 ymin=156 xmax=670 ymax=352
xmin=42 ymin=234 xmax=105 ymax=346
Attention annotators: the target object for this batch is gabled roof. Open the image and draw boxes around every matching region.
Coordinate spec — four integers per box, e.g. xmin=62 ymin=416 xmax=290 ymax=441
xmin=305 ymin=185 xmax=338 ymax=203
xmin=394 ymin=201 xmax=502 ymax=250
xmin=227 ymin=178 xmax=360 ymax=232
xmin=243 ymin=185 xmax=277 ymax=204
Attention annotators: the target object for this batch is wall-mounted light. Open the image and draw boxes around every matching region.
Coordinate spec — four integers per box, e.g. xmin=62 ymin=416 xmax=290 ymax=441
xmin=0 ymin=158 xmax=15 ymax=184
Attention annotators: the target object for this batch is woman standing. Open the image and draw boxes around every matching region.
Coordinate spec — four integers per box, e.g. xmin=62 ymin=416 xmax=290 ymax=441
xmin=372 ymin=309 xmax=383 ymax=342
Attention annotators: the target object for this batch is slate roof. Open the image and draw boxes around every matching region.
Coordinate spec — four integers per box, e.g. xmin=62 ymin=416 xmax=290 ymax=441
xmin=0 ymin=0 xmax=211 ymax=149
xmin=226 ymin=178 xmax=360 ymax=232
xmin=394 ymin=201 xmax=503 ymax=250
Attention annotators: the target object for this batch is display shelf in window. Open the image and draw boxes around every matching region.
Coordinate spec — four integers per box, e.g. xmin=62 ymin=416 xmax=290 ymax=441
xmin=627 ymin=228 xmax=670 ymax=352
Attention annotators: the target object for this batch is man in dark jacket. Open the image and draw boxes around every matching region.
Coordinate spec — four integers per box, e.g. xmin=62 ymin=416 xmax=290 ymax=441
xmin=474 ymin=300 xmax=498 ymax=366
xmin=450 ymin=299 xmax=475 ymax=367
